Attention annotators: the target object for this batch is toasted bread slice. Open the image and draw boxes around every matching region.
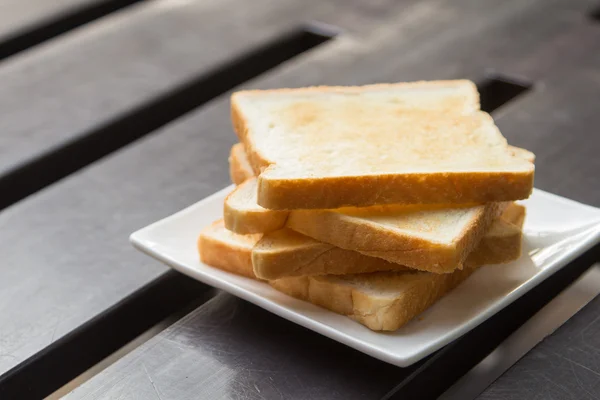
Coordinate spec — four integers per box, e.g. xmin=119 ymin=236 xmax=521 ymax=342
xmin=231 ymin=81 xmax=534 ymax=209
xmin=229 ymin=143 xmax=255 ymax=185
xmin=270 ymin=268 xmax=477 ymax=331
xmin=199 ymin=204 xmax=524 ymax=281
xmin=255 ymin=203 xmax=524 ymax=279
xmin=287 ymin=201 xmax=506 ymax=272
xmin=198 ymin=220 xmax=261 ymax=279
xmin=271 ymin=205 xmax=525 ymax=331
xmin=224 ymin=178 xmax=288 ymax=234
xmin=225 ymin=177 xmax=505 ymax=272
xmin=225 ymin=143 xmax=534 ymax=235
xmin=233 ymin=80 xmax=480 ymax=174
xmin=198 ymin=210 xmax=524 ymax=331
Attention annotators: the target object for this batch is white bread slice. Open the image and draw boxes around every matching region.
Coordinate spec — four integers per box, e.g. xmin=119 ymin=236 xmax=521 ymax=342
xmin=271 ymin=206 xmax=525 ymax=331
xmin=254 ymin=203 xmax=524 ymax=279
xmin=224 ymin=178 xmax=288 ymax=234
xmin=198 ymin=209 xmax=524 ymax=331
xmin=286 ymin=201 xmax=506 ymax=273
xmin=199 ymin=204 xmax=524 ymax=281
xmin=229 ymin=143 xmax=255 ymax=185
xmin=270 ymin=268 xmax=477 ymax=331
xmin=233 ymin=80 xmax=480 ymax=174
xmin=231 ymin=81 xmax=534 ymax=209
xmin=225 ymin=177 xmax=505 ymax=273
xmin=225 ymin=143 xmax=534 ymax=235
xmin=197 ymin=220 xmax=262 ymax=279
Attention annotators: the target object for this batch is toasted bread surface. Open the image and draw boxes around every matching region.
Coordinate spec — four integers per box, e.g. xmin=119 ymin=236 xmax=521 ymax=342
xmin=225 ymin=177 xmax=505 ymax=272
xmin=199 ymin=203 xmax=524 ymax=280
xmin=255 ymin=204 xmax=523 ymax=279
xmin=253 ymin=228 xmax=409 ymax=279
xmin=270 ymin=267 xmax=478 ymax=331
xmin=198 ymin=220 xmax=261 ymax=279
xmin=232 ymin=81 xmax=533 ymax=209
xmin=225 ymin=145 xmax=533 ymax=237
xmin=224 ymin=178 xmax=288 ymax=234
xmin=200 ymin=206 xmax=524 ymax=331
xmin=232 ymin=80 xmax=480 ymax=173
xmin=286 ymin=201 xmax=506 ymax=273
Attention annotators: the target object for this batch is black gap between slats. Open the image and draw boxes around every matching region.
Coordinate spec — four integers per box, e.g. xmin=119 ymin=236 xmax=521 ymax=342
xmin=478 ymin=75 xmax=532 ymax=113
xmin=384 ymin=244 xmax=600 ymax=400
xmin=589 ymin=5 xmax=600 ymax=20
xmin=0 ymin=25 xmax=335 ymax=212
xmin=0 ymin=25 xmax=336 ymax=399
xmin=0 ymin=270 xmax=215 ymax=400
xmin=0 ymin=0 xmax=147 ymax=62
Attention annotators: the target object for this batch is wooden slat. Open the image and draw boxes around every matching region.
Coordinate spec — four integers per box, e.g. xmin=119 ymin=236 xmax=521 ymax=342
xmin=477 ymin=26 xmax=600 ymax=398
xmin=10 ymin=0 xmax=588 ymax=398
xmin=0 ymin=0 xmax=146 ymax=59
xmin=63 ymin=248 xmax=599 ymax=400
xmin=64 ymin=293 xmax=408 ymax=400
xmin=0 ymin=0 xmax=333 ymax=210
xmin=0 ymin=0 xmax=336 ymax=390
xmin=479 ymin=272 xmax=600 ymax=400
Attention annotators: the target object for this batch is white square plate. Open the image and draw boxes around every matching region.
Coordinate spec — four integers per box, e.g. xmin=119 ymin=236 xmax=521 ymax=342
xmin=130 ymin=187 xmax=600 ymax=367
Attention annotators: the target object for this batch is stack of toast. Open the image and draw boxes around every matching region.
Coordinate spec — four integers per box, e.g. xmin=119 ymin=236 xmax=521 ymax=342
xmin=198 ymin=80 xmax=535 ymax=331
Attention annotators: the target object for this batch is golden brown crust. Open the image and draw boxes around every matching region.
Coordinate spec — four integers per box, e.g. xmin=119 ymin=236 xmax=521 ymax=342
xmin=271 ymin=266 xmax=478 ymax=331
xmin=351 ymin=268 xmax=476 ymax=331
xmin=253 ymin=231 xmax=409 ymax=280
xmin=203 ymin=203 xmax=523 ymax=281
xmin=230 ymin=142 xmax=534 ymax=192
xmin=201 ymin=208 xmax=524 ymax=331
xmin=260 ymin=204 xmax=523 ymax=279
xmin=257 ymin=170 xmax=534 ymax=210
xmin=197 ymin=220 xmax=260 ymax=279
xmin=286 ymin=202 xmax=506 ymax=273
xmin=223 ymin=179 xmax=288 ymax=234
xmin=232 ymin=83 xmax=534 ymax=210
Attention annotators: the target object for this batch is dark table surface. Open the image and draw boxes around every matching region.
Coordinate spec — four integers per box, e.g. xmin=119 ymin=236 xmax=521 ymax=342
xmin=0 ymin=0 xmax=599 ymax=399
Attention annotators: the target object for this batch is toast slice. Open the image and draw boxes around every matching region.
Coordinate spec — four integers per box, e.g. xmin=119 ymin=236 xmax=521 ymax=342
xmin=224 ymin=177 xmax=288 ymax=234
xmin=199 ymin=203 xmax=524 ymax=280
xmin=230 ymin=141 xmax=534 ymax=189
xmin=225 ymin=177 xmax=505 ymax=272
xmin=231 ymin=81 xmax=534 ymax=209
xmin=270 ymin=268 xmax=477 ymax=331
xmin=229 ymin=143 xmax=255 ymax=185
xmin=254 ymin=203 xmax=524 ymax=279
xmin=197 ymin=220 xmax=262 ymax=279
xmin=225 ymin=143 xmax=534 ymax=235
xmin=286 ymin=201 xmax=506 ymax=272
xmin=198 ymin=207 xmax=525 ymax=331
xmin=270 ymin=206 xmax=525 ymax=331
